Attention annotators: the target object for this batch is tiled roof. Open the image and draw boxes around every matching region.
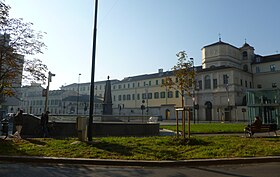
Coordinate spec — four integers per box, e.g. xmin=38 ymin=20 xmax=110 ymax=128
xmin=62 ymin=80 xmax=119 ymax=87
xmin=62 ymin=95 xmax=103 ymax=103
xmin=262 ymin=54 xmax=280 ymax=63
xmin=117 ymin=71 xmax=174 ymax=83
xmin=253 ymin=54 xmax=280 ymax=64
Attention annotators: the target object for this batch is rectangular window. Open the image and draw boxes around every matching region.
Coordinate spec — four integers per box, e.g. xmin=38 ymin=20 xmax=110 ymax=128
xmin=250 ymin=82 xmax=252 ymax=88
xmin=149 ymin=81 xmax=151 ymax=86
xmin=118 ymin=85 xmax=121 ymax=89
xmin=137 ymin=94 xmax=140 ymax=100
xmin=123 ymin=95 xmax=126 ymax=100
xmin=175 ymin=91 xmax=179 ymax=98
xmin=240 ymin=79 xmax=243 ymax=86
xmin=223 ymin=75 xmax=229 ymax=84
xmin=123 ymin=84 xmax=126 ymax=88
xmin=198 ymin=80 xmax=202 ymax=89
xmin=133 ymin=83 xmax=135 ymax=88
xmin=256 ymin=66 xmax=260 ymax=73
xmin=154 ymin=92 xmax=159 ymax=99
xmin=213 ymin=79 xmax=217 ymax=89
xmin=132 ymin=94 xmax=135 ymax=100
xmin=142 ymin=93 xmax=146 ymax=99
xmin=143 ymin=82 xmax=146 ymax=86
xmin=245 ymin=80 xmax=248 ymax=87
xmin=161 ymin=79 xmax=165 ymax=84
xmin=257 ymin=84 xmax=262 ymax=88
xmin=270 ymin=64 xmax=276 ymax=72
xmin=128 ymin=83 xmax=130 ymax=88
xmin=148 ymin=93 xmax=152 ymax=99
xmin=137 ymin=82 xmax=140 ymax=87
xmin=205 ymin=79 xmax=211 ymax=89
xmin=156 ymin=80 xmax=158 ymax=85
xmin=118 ymin=95 xmax=122 ymax=101
xmin=160 ymin=91 xmax=165 ymax=98
xmin=113 ymin=95 xmax=116 ymax=101
xmin=127 ymin=94 xmax=131 ymax=100
xmin=168 ymin=91 xmax=173 ymax=98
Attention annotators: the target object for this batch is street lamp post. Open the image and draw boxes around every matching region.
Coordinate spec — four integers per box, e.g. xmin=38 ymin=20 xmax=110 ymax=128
xmin=44 ymin=71 xmax=55 ymax=113
xmin=77 ymin=73 xmax=81 ymax=115
xmin=225 ymin=82 xmax=230 ymax=121
xmin=145 ymin=84 xmax=149 ymax=115
xmin=190 ymin=58 xmax=195 ymax=124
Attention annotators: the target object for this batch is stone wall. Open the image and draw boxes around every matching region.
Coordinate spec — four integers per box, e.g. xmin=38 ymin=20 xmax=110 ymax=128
xmin=14 ymin=114 xmax=159 ymax=138
xmin=92 ymin=122 xmax=160 ymax=137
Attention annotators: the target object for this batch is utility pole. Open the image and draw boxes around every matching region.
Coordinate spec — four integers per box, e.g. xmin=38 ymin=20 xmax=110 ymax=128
xmin=77 ymin=73 xmax=81 ymax=115
xmin=44 ymin=71 xmax=55 ymax=113
xmin=88 ymin=0 xmax=98 ymax=142
xmin=145 ymin=84 xmax=149 ymax=115
xmin=190 ymin=58 xmax=195 ymax=124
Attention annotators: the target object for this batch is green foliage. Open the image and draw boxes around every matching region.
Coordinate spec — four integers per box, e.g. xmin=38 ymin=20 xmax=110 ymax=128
xmin=162 ymin=51 xmax=195 ymax=97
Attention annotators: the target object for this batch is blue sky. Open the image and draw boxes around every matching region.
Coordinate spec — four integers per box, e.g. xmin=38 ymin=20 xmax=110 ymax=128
xmin=6 ymin=0 xmax=280 ymax=90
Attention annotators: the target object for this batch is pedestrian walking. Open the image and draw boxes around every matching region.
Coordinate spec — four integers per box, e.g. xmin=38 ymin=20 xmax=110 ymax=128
xmin=13 ymin=109 xmax=24 ymax=139
xmin=41 ymin=111 xmax=49 ymax=137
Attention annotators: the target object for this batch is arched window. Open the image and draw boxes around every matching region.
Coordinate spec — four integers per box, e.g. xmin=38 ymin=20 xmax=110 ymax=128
xmin=204 ymin=75 xmax=211 ymax=89
xmin=243 ymin=65 xmax=248 ymax=71
xmin=242 ymin=51 xmax=248 ymax=59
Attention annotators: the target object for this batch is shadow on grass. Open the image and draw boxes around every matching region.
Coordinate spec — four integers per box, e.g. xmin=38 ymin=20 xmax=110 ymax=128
xmin=171 ymin=137 xmax=210 ymax=146
xmin=253 ymin=136 xmax=280 ymax=142
xmin=24 ymin=138 xmax=47 ymax=146
xmin=0 ymin=139 xmax=29 ymax=156
xmin=89 ymin=140 xmax=133 ymax=156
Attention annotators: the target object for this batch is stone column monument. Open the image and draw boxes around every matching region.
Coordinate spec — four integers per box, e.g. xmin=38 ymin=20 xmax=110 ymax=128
xmin=102 ymin=76 xmax=113 ymax=115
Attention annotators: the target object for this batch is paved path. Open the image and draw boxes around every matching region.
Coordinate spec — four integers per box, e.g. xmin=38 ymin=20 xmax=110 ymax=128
xmin=1 ymin=161 xmax=280 ymax=177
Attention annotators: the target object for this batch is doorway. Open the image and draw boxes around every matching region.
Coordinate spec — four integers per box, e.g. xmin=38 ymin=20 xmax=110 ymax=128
xmin=165 ymin=109 xmax=170 ymax=120
xmin=205 ymin=101 xmax=212 ymax=121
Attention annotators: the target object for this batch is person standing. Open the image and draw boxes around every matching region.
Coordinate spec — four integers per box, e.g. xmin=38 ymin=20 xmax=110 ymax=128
xmin=41 ymin=111 xmax=49 ymax=137
xmin=13 ymin=110 xmax=24 ymax=139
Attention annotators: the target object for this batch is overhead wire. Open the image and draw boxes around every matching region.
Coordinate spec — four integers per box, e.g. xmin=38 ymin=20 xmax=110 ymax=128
xmin=98 ymin=0 xmax=120 ymax=27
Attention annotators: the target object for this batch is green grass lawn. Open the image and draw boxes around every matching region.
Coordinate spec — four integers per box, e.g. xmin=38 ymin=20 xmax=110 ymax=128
xmin=161 ymin=123 xmax=247 ymax=134
xmin=1 ymin=135 xmax=279 ymax=161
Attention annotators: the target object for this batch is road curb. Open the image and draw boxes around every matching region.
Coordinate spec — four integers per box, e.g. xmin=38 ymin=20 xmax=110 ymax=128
xmin=1 ymin=155 xmax=280 ymax=167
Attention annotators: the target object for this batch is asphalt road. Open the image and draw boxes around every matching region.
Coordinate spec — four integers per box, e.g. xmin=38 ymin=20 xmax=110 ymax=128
xmin=1 ymin=162 xmax=280 ymax=177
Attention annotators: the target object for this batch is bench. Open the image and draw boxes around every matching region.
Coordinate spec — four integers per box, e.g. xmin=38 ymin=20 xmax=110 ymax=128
xmin=244 ymin=124 xmax=278 ymax=137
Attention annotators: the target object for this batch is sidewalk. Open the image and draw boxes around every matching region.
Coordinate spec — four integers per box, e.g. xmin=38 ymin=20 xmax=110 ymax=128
xmin=0 ymin=155 xmax=280 ymax=167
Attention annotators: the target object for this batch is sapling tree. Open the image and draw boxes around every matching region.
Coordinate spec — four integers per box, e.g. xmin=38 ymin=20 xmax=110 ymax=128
xmin=162 ymin=51 xmax=195 ymax=140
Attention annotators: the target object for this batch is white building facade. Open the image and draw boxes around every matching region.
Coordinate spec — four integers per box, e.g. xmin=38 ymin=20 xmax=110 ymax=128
xmin=17 ymin=40 xmax=280 ymax=121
